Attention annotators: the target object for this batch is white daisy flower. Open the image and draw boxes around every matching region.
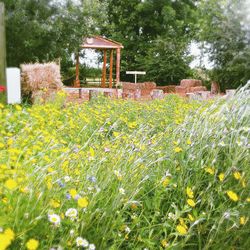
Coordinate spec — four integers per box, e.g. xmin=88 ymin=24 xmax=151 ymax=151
xmin=76 ymin=237 xmax=89 ymax=247
xmin=64 ymin=176 xmax=71 ymax=182
xmin=119 ymin=188 xmax=125 ymax=195
xmin=88 ymin=244 xmax=96 ymax=250
xmin=65 ymin=208 xmax=78 ymax=218
xmin=48 ymin=213 xmax=61 ymax=225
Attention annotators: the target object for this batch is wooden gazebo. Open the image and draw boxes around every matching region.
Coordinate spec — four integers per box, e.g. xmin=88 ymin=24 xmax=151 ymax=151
xmin=74 ymin=36 xmax=124 ymax=88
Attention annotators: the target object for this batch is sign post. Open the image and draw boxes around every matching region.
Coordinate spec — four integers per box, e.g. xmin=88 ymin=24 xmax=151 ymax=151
xmin=126 ymin=71 xmax=146 ymax=84
xmin=0 ymin=2 xmax=7 ymax=103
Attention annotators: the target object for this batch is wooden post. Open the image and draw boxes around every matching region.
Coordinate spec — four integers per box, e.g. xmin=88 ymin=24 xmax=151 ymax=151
xmin=0 ymin=3 xmax=7 ymax=103
xmin=116 ymin=48 xmax=121 ymax=86
xmin=101 ymin=49 xmax=107 ymax=88
xmin=74 ymin=51 xmax=80 ymax=88
xmin=109 ymin=50 xmax=113 ymax=88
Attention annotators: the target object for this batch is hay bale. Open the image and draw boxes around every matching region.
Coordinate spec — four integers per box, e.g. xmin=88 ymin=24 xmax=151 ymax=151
xmin=122 ymin=82 xmax=156 ymax=97
xmin=175 ymin=86 xmax=187 ymax=96
xmin=156 ymin=85 xmax=176 ymax=93
xmin=21 ymin=62 xmax=63 ymax=94
xmin=151 ymin=89 xmax=164 ymax=99
xmin=140 ymin=82 xmax=156 ymax=96
xmin=189 ymin=86 xmax=207 ymax=92
xmin=180 ymin=79 xmax=202 ymax=88
xmin=21 ymin=62 xmax=63 ymax=103
xmin=166 ymin=85 xmax=177 ymax=93
xmin=211 ymin=81 xmax=220 ymax=95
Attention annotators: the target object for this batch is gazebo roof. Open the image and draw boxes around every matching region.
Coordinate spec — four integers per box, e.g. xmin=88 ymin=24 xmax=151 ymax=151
xmin=81 ymin=36 xmax=124 ymax=49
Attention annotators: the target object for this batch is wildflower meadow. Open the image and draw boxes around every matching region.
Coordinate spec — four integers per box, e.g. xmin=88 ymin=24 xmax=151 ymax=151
xmin=0 ymin=87 xmax=249 ymax=249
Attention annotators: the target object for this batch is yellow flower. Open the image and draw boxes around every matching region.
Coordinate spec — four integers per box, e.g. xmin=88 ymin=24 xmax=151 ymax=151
xmin=161 ymin=239 xmax=169 ymax=248
xmin=26 ymin=239 xmax=39 ymax=250
xmin=186 ymin=187 xmax=194 ymax=199
xmin=46 ymin=181 xmax=52 ymax=190
xmin=47 ymin=167 xmax=54 ymax=173
xmin=162 ymin=178 xmax=170 ymax=188
xmin=240 ymin=216 xmax=248 ymax=225
xmin=113 ymin=131 xmax=120 ymax=137
xmin=89 ymin=147 xmax=95 ymax=157
xmin=188 ymin=214 xmax=195 ymax=222
xmin=15 ymin=105 xmax=22 ymax=111
xmin=4 ymin=228 xmax=15 ymax=241
xmin=226 ymin=190 xmax=239 ymax=202
xmin=7 ymin=139 xmax=13 ymax=146
xmin=5 ymin=179 xmax=17 ymax=190
xmin=69 ymin=189 xmax=77 ymax=198
xmin=218 ymin=173 xmax=225 ymax=182
xmin=187 ymin=199 xmax=196 ymax=207
xmin=0 ymin=142 xmax=5 ymax=149
xmin=176 ymin=224 xmax=188 ymax=235
xmin=128 ymin=121 xmax=137 ymax=129
xmin=50 ymin=199 xmax=60 ymax=208
xmin=233 ymin=171 xmax=241 ymax=180
xmin=205 ymin=167 xmax=215 ymax=175
xmin=78 ymin=197 xmax=89 ymax=208
xmin=174 ymin=147 xmax=182 ymax=153
xmin=246 ymin=197 xmax=250 ymax=202
xmin=186 ymin=139 xmax=192 ymax=145
xmin=0 ymin=234 xmax=11 ymax=250
xmin=0 ymin=228 xmax=15 ymax=250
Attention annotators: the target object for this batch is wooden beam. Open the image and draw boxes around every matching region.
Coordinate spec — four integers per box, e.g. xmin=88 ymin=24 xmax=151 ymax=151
xmin=0 ymin=3 xmax=7 ymax=103
xmin=74 ymin=51 xmax=80 ymax=88
xmin=116 ymin=48 xmax=121 ymax=86
xmin=101 ymin=49 xmax=107 ymax=88
xmin=109 ymin=50 xmax=113 ymax=88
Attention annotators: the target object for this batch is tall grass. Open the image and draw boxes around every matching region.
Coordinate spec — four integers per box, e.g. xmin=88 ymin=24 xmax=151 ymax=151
xmin=0 ymin=86 xmax=249 ymax=249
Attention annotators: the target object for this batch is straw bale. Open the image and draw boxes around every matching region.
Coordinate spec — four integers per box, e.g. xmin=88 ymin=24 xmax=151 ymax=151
xmin=189 ymin=86 xmax=207 ymax=92
xmin=122 ymin=82 xmax=156 ymax=97
xmin=143 ymin=82 xmax=156 ymax=90
xmin=175 ymin=86 xmax=187 ymax=96
xmin=156 ymin=85 xmax=176 ymax=93
xmin=211 ymin=82 xmax=220 ymax=94
xmin=180 ymin=79 xmax=202 ymax=88
xmin=21 ymin=62 xmax=63 ymax=95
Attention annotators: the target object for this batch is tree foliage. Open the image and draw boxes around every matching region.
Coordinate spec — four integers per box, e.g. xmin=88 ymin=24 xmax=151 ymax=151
xmin=2 ymin=0 xmax=250 ymax=88
xmin=102 ymin=0 xmax=198 ymax=84
xmin=198 ymin=0 xmax=250 ymax=89
xmin=3 ymin=0 xmax=104 ymax=68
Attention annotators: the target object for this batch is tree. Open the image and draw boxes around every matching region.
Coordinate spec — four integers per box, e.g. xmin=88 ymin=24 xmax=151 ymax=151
xmin=198 ymin=0 xmax=250 ymax=89
xmin=102 ymin=0 xmax=198 ymax=84
xmin=3 ymin=0 xmax=105 ymax=69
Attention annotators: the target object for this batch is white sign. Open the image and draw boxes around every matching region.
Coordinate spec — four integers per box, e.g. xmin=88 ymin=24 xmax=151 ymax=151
xmin=126 ymin=71 xmax=146 ymax=83
xmin=7 ymin=68 xmax=21 ymax=104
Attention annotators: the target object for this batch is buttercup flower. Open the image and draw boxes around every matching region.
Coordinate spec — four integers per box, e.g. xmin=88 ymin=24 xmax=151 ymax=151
xmin=218 ymin=173 xmax=225 ymax=182
xmin=176 ymin=224 xmax=187 ymax=235
xmin=78 ymin=197 xmax=89 ymax=208
xmin=26 ymin=239 xmax=39 ymax=250
xmin=187 ymin=199 xmax=196 ymax=207
xmin=226 ymin=190 xmax=239 ymax=202
xmin=5 ymin=179 xmax=17 ymax=190
xmin=186 ymin=187 xmax=194 ymax=198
